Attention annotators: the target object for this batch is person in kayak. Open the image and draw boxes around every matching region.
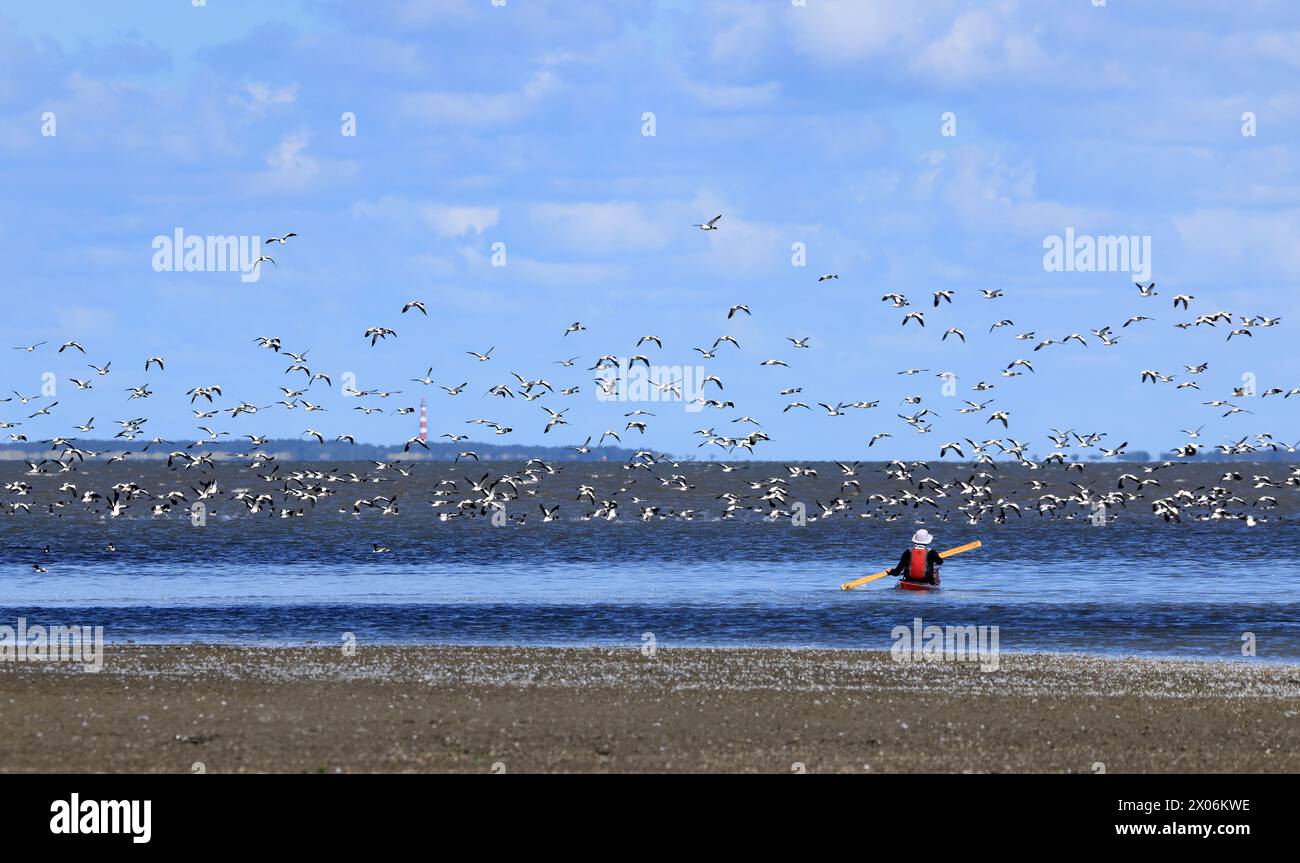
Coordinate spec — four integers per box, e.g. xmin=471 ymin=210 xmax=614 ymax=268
xmin=890 ymin=529 xmax=943 ymax=586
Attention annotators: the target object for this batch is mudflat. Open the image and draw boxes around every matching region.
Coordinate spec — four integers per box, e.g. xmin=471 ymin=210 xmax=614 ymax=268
xmin=2 ymin=645 xmax=1297 ymax=773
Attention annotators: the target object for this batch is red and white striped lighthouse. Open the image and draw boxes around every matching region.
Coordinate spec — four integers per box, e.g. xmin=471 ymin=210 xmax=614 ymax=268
xmin=419 ymin=398 xmax=428 ymax=443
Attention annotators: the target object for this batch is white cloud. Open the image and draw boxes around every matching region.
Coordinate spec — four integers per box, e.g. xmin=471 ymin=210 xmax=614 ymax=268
xmin=673 ymin=194 xmax=819 ymax=280
xmin=353 ymin=196 xmax=500 ymax=237
xmin=784 ymin=0 xmax=1046 ymax=85
xmin=1173 ymin=207 xmax=1300 ymax=280
xmin=786 ymin=0 xmax=938 ymax=65
xmin=1240 ymin=31 xmax=1300 ymax=69
xmin=705 ymin=2 xmax=773 ymax=70
xmin=262 ymin=131 xmax=321 ymax=188
xmin=915 ymin=147 xmax=1114 ymax=239
xmin=459 ymin=245 xmax=626 ymax=286
xmin=239 ymin=82 xmax=299 ymax=116
xmin=55 ymin=305 xmax=117 ymax=336
xmin=679 ymin=78 xmax=781 ymax=110
xmin=400 ymin=68 xmax=559 ymax=128
xmin=911 ymin=8 xmax=1047 ymax=85
xmin=527 ymin=202 xmax=671 ymax=253
xmin=421 ymin=205 xmax=499 ymax=237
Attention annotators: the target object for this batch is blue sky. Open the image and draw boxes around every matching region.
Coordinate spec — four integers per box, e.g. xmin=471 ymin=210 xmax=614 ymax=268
xmin=1 ymin=0 xmax=1298 ymax=460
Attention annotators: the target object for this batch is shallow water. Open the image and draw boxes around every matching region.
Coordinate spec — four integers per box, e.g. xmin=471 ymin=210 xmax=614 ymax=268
xmin=1 ymin=460 xmax=1298 ymax=660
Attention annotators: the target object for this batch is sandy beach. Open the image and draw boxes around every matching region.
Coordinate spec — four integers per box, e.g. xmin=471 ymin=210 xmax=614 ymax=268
xmin=1 ymin=646 xmax=1297 ymax=773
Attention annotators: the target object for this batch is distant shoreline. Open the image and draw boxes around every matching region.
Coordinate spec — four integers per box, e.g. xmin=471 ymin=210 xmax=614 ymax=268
xmin=0 ymin=439 xmax=639 ymax=462
xmin=4 ymin=645 xmax=1298 ymax=772
xmin=43 ymin=638 xmax=1300 ymax=665
xmin=2 ymin=442 xmax=1298 ymax=463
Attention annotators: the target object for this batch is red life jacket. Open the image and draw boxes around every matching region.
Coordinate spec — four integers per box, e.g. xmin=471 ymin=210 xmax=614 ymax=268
xmin=907 ymin=547 xmax=928 ymax=581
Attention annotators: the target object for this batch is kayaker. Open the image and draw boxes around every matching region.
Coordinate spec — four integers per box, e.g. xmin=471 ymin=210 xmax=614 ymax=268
xmin=890 ymin=529 xmax=943 ymax=586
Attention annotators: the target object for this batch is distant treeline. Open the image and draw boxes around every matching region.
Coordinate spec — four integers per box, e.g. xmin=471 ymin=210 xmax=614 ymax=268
xmin=0 ymin=438 xmax=640 ymax=463
xmin=1064 ymin=450 xmax=1300 ymax=463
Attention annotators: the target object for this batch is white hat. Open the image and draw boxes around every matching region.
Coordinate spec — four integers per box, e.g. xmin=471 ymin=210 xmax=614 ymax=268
xmin=911 ymin=529 xmax=934 ymax=546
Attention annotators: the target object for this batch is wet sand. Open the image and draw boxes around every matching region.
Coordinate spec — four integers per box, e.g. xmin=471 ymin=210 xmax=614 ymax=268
xmin=2 ymin=646 xmax=1298 ymax=773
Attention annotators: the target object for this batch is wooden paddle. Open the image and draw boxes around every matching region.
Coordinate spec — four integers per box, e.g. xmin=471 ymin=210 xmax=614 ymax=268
xmin=839 ymin=540 xmax=982 ymax=591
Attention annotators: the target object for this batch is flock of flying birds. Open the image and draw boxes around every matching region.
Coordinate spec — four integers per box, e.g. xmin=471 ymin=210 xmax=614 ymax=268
xmin=4 ymin=215 xmax=1300 ymax=571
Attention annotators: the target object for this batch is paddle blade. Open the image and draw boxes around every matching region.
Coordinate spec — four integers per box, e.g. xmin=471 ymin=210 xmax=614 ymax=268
xmin=840 ymin=569 xmax=889 ymax=591
xmin=939 ymin=540 xmax=982 ymax=559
